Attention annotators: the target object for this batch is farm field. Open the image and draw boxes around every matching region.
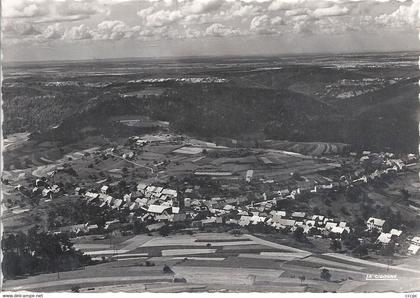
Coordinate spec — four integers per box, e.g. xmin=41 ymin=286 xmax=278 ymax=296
xmin=4 ymin=231 xmax=420 ymax=293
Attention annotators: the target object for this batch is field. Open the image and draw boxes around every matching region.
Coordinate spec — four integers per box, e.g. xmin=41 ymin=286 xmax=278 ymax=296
xmin=4 ymin=231 xmax=420 ymax=292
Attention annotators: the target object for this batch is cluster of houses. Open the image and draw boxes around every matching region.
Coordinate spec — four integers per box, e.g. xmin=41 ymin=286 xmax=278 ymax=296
xmin=364 ymin=217 xmax=420 ymax=256
xmin=262 ymin=153 xmax=416 ymax=203
xmin=19 ymin=177 xmax=63 ymax=200
xmin=82 ymin=183 xmax=179 ymax=216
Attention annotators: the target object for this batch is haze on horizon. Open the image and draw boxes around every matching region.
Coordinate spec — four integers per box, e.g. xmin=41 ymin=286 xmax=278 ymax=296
xmin=2 ymin=0 xmax=420 ymax=62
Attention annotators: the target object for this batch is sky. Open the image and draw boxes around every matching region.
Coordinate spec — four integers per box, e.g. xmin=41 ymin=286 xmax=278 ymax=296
xmin=2 ymin=0 xmax=420 ymax=62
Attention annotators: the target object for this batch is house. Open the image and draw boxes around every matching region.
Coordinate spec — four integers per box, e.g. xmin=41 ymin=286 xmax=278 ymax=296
xmin=239 ymin=216 xmax=252 ymax=226
xmin=113 ymin=199 xmax=123 ymax=209
xmin=250 ymin=215 xmax=265 ymax=225
xmin=147 ymin=204 xmax=171 ymax=214
xmin=162 ymin=189 xmax=177 ymax=197
xmin=389 ymin=229 xmax=402 ymax=237
xmin=129 ymin=202 xmax=139 ymax=210
xmin=325 ymin=222 xmax=338 ymax=231
xmin=367 ymin=217 xmax=385 ymax=231
xmin=223 ymin=204 xmax=235 ymax=211
xmin=172 ymin=206 xmax=180 ymax=214
xmin=100 ymin=194 xmax=114 ymax=205
xmin=338 ymin=221 xmax=347 ymax=228
xmin=291 ymin=212 xmax=306 ymax=219
xmin=105 ymin=219 xmax=120 ymax=230
xmin=246 ymin=170 xmax=254 ymax=183
xmin=135 ymin=197 xmax=148 ymax=206
xmin=362 ymin=151 xmax=371 ymax=156
xmin=35 ymin=179 xmax=45 ymax=187
xmin=51 ymin=185 xmax=60 ymax=193
xmin=411 ymin=236 xmax=420 ymax=245
xmin=85 ymin=191 xmax=99 ymax=201
xmin=407 ymin=153 xmax=417 ymax=161
xmin=360 ymin=156 xmax=370 ymax=162
xmin=270 ymin=210 xmax=286 ymax=221
xmin=155 ymin=214 xmax=174 ymax=222
xmin=330 ymin=226 xmax=350 ymax=235
xmin=75 ymin=187 xmax=81 ymax=195
xmin=273 ymin=219 xmax=296 ymax=229
xmin=155 ymin=186 xmax=164 ymax=194
xmin=146 ymin=222 xmax=165 ymax=231
xmin=408 ymin=244 xmax=420 ymax=255
xmin=123 ymin=193 xmax=132 ymax=202
xmin=377 ymin=233 xmax=392 ymax=245
xmin=173 ymin=213 xmax=187 ymax=222
xmin=202 ymin=217 xmax=217 ymax=225
xmin=101 ymin=185 xmax=109 ymax=194
xmin=279 ymin=189 xmax=290 ymax=197
xmin=86 ymin=224 xmax=98 ymax=232
xmin=312 ymin=215 xmax=325 ymax=222
xmin=42 ymin=188 xmax=52 ymax=197
xmin=137 ymin=183 xmax=148 ymax=193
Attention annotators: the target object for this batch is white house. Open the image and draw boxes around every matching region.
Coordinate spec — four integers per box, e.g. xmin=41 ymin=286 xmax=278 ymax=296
xmin=367 ymin=217 xmax=385 ymax=231
xmin=376 ymin=233 xmax=392 ymax=245
xmin=411 ymin=236 xmax=420 ymax=245
xmin=408 ymin=244 xmax=420 ymax=255
xmin=101 ymin=185 xmax=109 ymax=194
xmin=389 ymin=229 xmax=402 ymax=237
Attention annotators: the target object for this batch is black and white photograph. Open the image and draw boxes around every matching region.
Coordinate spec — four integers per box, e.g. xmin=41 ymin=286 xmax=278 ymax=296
xmin=1 ymin=0 xmax=420 ymax=294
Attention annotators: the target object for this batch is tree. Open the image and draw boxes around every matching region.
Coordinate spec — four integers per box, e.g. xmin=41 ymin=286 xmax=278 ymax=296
xmin=320 ymin=268 xmax=331 ymax=281
xmin=353 ymin=244 xmax=369 ymax=258
xmin=163 ymin=264 xmax=173 ymax=274
xmin=299 ymin=275 xmax=306 ymax=285
xmin=400 ymin=188 xmax=410 ymax=200
xmin=380 ymin=241 xmax=395 ymax=257
xmin=293 ymin=227 xmax=305 ymax=242
xmin=330 ymin=240 xmax=342 ymax=251
xmin=343 ymin=233 xmax=360 ymax=249
xmin=159 ymin=225 xmax=171 ymax=237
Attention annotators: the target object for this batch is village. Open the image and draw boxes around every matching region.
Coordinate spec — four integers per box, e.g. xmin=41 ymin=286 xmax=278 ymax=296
xmin=4 ymin=132 xmax=420 ymax=265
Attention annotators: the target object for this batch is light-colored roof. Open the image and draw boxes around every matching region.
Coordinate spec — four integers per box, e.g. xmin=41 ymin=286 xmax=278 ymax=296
xmin=377 ymin=233 xmax=392 ymax=244
xmin=113 ymin=199 xmax=123 ymax=208
xmin=331 ymin=226 xmax=349 ymax=234
xmin=137 ymin=183 xmax=148 ymax=191
xmin=312 ymin=215 xmax=325 ymax=221
xmin=271 ymin=210 xmax=287 ymax=217
xmin=147 ymin=204 xmax=171 ymax=214
xmin=339 ymin=221 xmax=347 ymax=228
xmin=390 ymin=229 xmax=402 ymax=237
xmin=172 ymin=206 xmax=180 ymax=214
xmin=367 ymin=217 xmax=385 ymax=227
xmin=408 ymin=244 xmax=420 ymax=255
xmin=411 ymin=236 xmax=420 ymax=245
xmin=305 ymin=220 xmax=316 ymax=227
xmin=162 ymin=189 xmax=177 ymax=197
xmin=291 ymin=212 xmax=306 ymax=218
xmin=146 ymin=222 xmax=165 ymax=231
xmin=274 ymin=218 xmax=296 ymax=227
xmin=325 ymin=222 xmax=338 ymax=230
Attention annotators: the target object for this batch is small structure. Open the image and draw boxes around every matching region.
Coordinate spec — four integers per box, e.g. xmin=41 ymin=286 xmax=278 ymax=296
xmin=411 ymin=236 xmax=420 ymax=246
xmin=291 ymin=212 xmax=306 ymax=219
xmin=101 ymin=185 xmax=109 ymax=194
xmin=376 ymin=233 xmax=392 ymax=245
xmin=366 ymin=217 xmax=385 ymax=231
xmin=408 ymin=244 xmax=420 ymax=255
xmin=245 ymin=170 xmax=254 ymax=183
xmin=389 ymin=229 xmax=402 ymax=237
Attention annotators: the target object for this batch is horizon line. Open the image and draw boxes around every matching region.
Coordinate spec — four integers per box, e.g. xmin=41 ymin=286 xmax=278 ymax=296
xmin=3 ymin=49 xmax=420 ymax=66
